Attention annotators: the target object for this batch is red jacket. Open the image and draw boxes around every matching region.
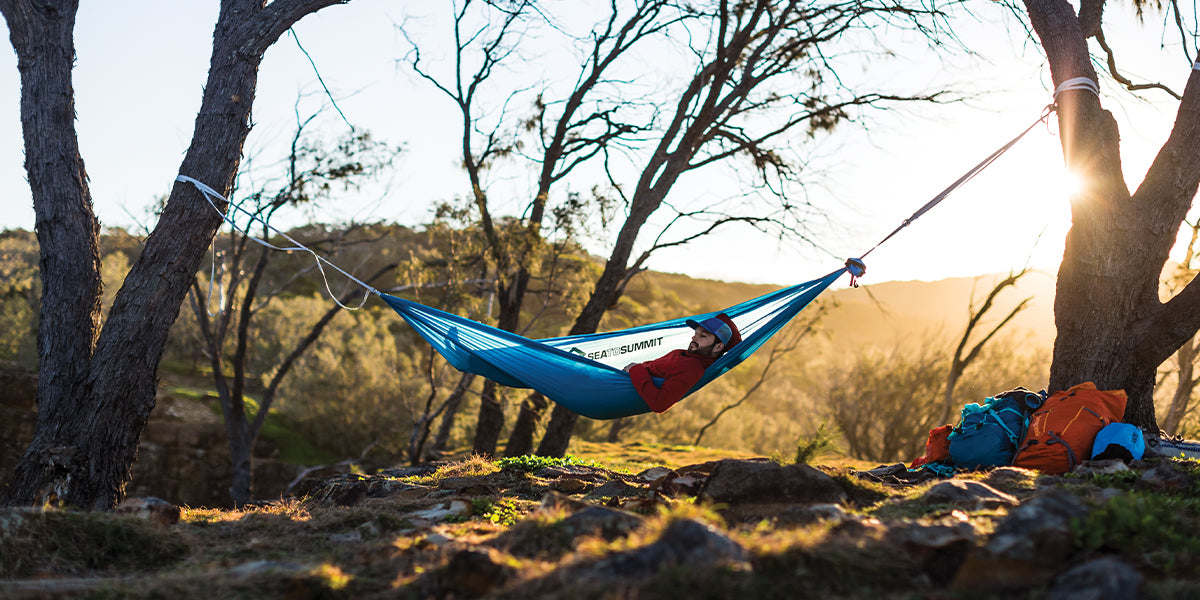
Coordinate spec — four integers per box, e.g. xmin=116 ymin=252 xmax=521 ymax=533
xmin=627 ymin=349 xmax=716 ymax=413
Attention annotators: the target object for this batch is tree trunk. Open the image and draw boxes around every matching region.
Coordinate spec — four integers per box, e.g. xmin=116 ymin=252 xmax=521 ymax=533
xmin=473 ymin=380 xmax=504 ymax=457
xmin=1024 ymin=0 xmax=1200 ymax=432
xmin=2 ymin=0 xmax=350 ymax=510
xmin=606 ymin=418 xmax=627 ymax=443
xmin=227 ymin=417 xmax=254 ymax=507
xmin=537 ymin=403 xmax=579 ymax=457
xmin=537 ymin=191 xmax=664 ymax=456
xmin=430 ymin=373 xmax=474 ymax=458
xmin=0 ymin=0 xmax=103 ymax=507
xmin=504 ymin=392 xmax=547 ymax=457
xmin=1163 ymin=339 xmax=1196 ymax=436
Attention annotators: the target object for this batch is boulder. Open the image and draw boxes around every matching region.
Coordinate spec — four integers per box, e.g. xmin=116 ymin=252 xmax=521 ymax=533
xmin=953 ymin=488 xmax=1091 ymax=591
xmin=921 ymin=480 xmax=1020 ymax=510
xmin=591 ymin=518 xmax=749 ymax=578
xmin=1046 ymin=556 xmax=1142 ymax=600
xmin=699 ymin=459 xmax=847 ymax=505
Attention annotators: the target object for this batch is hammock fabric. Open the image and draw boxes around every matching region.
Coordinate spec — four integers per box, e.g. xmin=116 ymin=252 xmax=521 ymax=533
xmin=380 ymin=268 xmax=844 ymax=420
xmin=177 ymin=100 xmax=1056 ymax=421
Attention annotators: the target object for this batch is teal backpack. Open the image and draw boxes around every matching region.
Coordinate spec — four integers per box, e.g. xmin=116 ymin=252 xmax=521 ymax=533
xmin=947 ymin=387 xmax=1045 ymax=470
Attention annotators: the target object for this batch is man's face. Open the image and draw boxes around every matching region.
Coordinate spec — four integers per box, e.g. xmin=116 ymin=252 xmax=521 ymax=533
xmin=688 ymin=326 xmax=724 ymax=357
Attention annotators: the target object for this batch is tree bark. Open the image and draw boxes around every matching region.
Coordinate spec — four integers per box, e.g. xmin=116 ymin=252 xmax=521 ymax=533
xmin=1163 ymin=339 xmax=1196 ymax=435
xmin=504 ymin=392 xmax=547 ymax=457
xmin=2 ymin=0 xmax=350 ymax=510
xmin=0 ymin=0 xmax=103 ymax=505
xmin=1023 ymin=0 xmax=1200 ymax=431
xmin=473 ymin=380 xmax=504 ymax=457
xmin=430 ymin=373 xmax=474 ymax=458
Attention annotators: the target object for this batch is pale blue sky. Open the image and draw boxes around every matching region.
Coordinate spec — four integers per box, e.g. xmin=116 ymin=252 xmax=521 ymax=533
xmin=0 ymin=1 xmax=1187 ymax=286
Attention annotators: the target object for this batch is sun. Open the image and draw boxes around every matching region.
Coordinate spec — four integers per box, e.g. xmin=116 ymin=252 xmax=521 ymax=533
xmin=1056 ymin=168 xmax=1084 ymax=198
xmin=1045 ymin=166 xmax=1084 ymax=199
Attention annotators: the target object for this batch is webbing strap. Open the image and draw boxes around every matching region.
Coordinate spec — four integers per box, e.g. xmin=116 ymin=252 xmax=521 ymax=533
xmin=1053 ymin=77 xmax=1100 ymax=99
xmin=177 ymin=175 xmax=379 ymax=309
xmin=1047 ymin=431 xmax=1078 ymax=469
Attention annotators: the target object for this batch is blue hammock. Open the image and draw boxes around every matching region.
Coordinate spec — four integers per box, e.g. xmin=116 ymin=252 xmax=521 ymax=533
xmin=176 ymin=105 xmax=1052 ymax=421
xmin=380 ymin=268 xmax=845 ymax=419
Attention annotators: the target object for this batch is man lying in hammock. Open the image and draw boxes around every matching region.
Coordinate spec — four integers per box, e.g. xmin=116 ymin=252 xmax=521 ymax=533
xmin=623 ymin=314 xmax=741 ymax=413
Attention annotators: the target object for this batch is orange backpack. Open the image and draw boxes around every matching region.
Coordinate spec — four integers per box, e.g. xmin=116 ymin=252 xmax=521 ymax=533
xmin=1011 ymin=382 xmax=1127 ymax=474
xmin=910 ymin=424 xmax=953 ymax=468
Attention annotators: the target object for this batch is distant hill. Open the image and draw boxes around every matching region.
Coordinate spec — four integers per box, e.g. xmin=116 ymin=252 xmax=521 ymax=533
xmin=823 ymin=270 xmax=1057 ymax=350
xmin=629 ymin=268 xmax=1058 ymax=352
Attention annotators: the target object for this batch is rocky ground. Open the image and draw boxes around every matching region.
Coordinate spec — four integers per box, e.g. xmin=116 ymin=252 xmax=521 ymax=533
xmin=1 ymin=450 xmax=1198 ymax=599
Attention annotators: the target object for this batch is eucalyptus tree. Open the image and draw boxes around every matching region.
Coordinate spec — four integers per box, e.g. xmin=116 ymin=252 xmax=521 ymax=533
xmin=537 ymin=0 xmax=962 ymax=456
xmin=1015 ymin=0 xmax=1200 ymax=430
xmin=402 ymin=0 xmax=963 ymax=458
xmin=1 ymin=0 xmax=355 ymax=510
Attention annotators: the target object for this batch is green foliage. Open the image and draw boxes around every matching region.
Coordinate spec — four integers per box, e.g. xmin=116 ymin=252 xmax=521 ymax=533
xmin=273 ymin=300 xmax=425 ymax=461
xmin=794 ymin=422 xmax=838 ymax=465
xmin=1073 ymin=492 xmax=1200 ymax=574
xmin=472 ymin=498 xmax=523 ymax=526
xmin=818 ymin=334 xmax=1048 ymax=463
xmin=495 ymin=454 xmax=600 ymax=473
xmin=1066 ymin=468 xmax=1141 ymax=490
xmin=0 ymin=229 xmax=39 ymax=366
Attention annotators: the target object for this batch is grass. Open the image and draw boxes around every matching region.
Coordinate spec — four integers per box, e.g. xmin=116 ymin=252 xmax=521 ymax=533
xmin=5 ymin=447 xmax=1200 ymax=599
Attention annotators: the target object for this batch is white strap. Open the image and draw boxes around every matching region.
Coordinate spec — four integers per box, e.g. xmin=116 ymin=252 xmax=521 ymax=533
xmin=1193 ymin=61 xmax=1200 ymax=71
xmin=1053 ymin=77 xmax=1100 ymax=100
xmin=176 ymin=175 xmax=378 ymax=309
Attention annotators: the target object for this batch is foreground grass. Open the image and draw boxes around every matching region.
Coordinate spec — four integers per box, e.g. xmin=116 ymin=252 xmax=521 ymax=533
xmin=3 ymin=446 xmax=1199 ymax=599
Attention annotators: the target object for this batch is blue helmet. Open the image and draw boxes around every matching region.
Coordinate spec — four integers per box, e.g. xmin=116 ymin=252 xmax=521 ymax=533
xmin=1091 ymin=423 xmax=1145 ymax=462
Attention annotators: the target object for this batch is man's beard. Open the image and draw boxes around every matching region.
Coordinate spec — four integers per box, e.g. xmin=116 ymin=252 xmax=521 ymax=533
xmin=689 ymin=340 xmax=719 ymax=356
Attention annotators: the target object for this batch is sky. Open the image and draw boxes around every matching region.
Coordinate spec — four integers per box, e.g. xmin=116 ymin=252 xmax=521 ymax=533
xmin=0 ymin=1 xmax=1190 ymax=287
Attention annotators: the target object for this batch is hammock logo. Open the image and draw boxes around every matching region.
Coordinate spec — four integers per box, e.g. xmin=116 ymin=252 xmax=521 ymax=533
xmin=569 ymin=336 xmax=664 ymax=360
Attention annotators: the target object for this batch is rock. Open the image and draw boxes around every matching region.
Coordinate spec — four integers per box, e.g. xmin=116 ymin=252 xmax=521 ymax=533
xmin=328 ymin=531 xmax=363 ymax=543
xmin=1134 ymin=464 xmax=1191 ymax=493
xmin=635 ymin=466 xmax=673 ymax=483
xmin=953 ymin=488 xmax=1091 ymax=591
xmin=541 ymin=491 xmax=592 ymax=514
xmin=114 ymin=497 xmax=181 ymax=526
xmin=981 ymin=467 xmax=1038 ymax=491
xmin=229 ymin=560 xmax=307 ymax=579
xmin=699 ymin=459 xmax=846 ymax=506
xmin=559 ymin=505 xmax=645 ymax=541
xmin=441 ymin=548 xmax=516 ymax=596
xmin=408 ymin=499 xmax=472 ymax=525
xmin=423 ymin=532 xmax=453 ymax=546
xmin=592 ymin=518 xmax=749 ymax=578
xmin=1046 ymin=556 xmax=1142 ymax=600
xmin=376 ymin=464 xmax=440 ymax=479
xmin=1074 ymin=459 xmax=1131 ymax=476
xmin=584 ymin=479 xmax=643 ymax=502
xmin=737 ymin=502 xmax=859 ymax=527
xmin=288 ymin=463 xmax=360 ymax=498
xmin=437 ymin=475 xmax=500 ymax=496
xmin=301 ymin=473 xmax=433 ymax=506
xmin=550 ymin=478 xmax=591 ymax=494
xmin=621 ymin=492 xmax=670 ymax=514
xmin=534 ymin=464 xmax=614 ymax=482
xmin=921 ymin=480 xmax=1020 ymax=510
xmin=650 ymin=470 xmax=706 ymax=498
xmin=885 ymin=514 xmax=976 ymax=586
xmin=790 ymin=503 xmax=853 ymax=524
xmin=326 ymin=481 xmax=369 ymax=507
